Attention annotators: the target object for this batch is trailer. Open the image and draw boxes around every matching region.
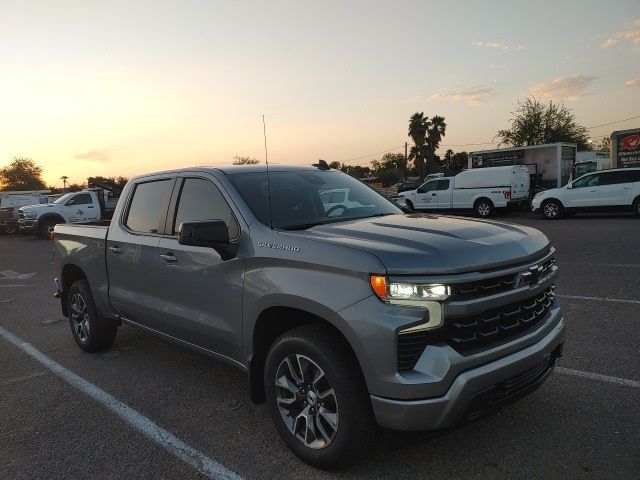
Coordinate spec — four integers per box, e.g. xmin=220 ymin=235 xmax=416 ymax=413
xmin=468 ymin=143 xmax=576 ymax=189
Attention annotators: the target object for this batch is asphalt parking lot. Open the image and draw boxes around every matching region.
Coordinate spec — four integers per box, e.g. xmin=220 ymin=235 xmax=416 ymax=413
xmin=1 ymin=212 xmax=639 ymax=480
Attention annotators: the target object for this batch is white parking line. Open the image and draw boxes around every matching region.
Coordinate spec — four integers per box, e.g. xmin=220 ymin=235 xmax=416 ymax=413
xmin=556 ymin=367 xmax=640 ymax=388
xmin=0 ymin=325 xmax=244 ymax=480
xmin=557 ymin=294 xmax=640 ymax=305
xmin=0 ymin=285 xmax=31 ymax=288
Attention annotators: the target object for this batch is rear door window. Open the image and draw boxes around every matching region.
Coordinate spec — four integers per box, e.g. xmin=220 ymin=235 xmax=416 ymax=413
xmin=436 ymin=179 xmax=450 ymax=191
xmin=125 ymin=180 xmax=174 ymax=234
xmin=172 ymin=178 xmax=239 ymax=239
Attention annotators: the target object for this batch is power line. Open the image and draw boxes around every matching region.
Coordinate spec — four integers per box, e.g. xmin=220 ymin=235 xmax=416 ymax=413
xmin=586 ymin=115 xmax=640 ymax=130
xmin=342 ymin=145 xmax=404 ymax=163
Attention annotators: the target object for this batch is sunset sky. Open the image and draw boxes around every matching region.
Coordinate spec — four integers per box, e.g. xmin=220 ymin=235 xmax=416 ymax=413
xmin=1 ymin=0 xmax=639 ymax=187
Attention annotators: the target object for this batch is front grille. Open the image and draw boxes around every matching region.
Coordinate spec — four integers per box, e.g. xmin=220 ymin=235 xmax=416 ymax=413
xmin=465 ymin=342 xmax=563 ymax=420
xmin=452 ymin=273 xmax=516 ymax=300
xmin=447 ymin=287 xmax=555 ymax=353
xmin=397 ymin=330 xmax=430 ymax=371
xmin=450 ymin=257 xmax=555 ymax=301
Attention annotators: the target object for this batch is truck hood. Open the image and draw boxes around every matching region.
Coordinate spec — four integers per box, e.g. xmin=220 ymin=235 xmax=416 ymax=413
xmin=291 ymin=213 xmax=549 ymax=274
xmin=20 ymin=204 xmax=60 ymax=212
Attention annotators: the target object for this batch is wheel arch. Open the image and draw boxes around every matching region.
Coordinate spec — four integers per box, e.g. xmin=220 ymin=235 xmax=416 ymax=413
xmin=60 ymin=263 xmax=87 ymax=317
xmin=37 ymin=213 xmax=66 ymax=229
xmin=249 ymin=306 xmax=364 ymax=405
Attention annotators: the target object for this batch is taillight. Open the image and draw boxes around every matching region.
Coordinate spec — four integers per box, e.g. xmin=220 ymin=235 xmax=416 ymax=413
xmin=503 ymin=190 xmax=511 ymax=199
xmin=48 ymin=231 xmax=55 ymax=240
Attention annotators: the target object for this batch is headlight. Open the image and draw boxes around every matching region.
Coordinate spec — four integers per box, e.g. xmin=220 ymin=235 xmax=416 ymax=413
xmin=23 ymin=211 xmax=37 ymax=219
xmin=370 ymin=275 xmax=447 ymax=332
xmin=370 ymin=275 xmax=450 ymax=302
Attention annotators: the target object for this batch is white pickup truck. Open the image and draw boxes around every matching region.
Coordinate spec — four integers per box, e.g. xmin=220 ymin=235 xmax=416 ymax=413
xmin=19 ymin=189 xmax=117 ymax=237
xmin=399 ymin=166 xmax=530 ymax=217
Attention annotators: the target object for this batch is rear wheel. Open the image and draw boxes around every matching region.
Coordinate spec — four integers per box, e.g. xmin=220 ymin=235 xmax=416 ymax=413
xmin=67 ymin=279 xmax=117 ymax=352
xmin=633 ymin=197 xmax=640 ymax=218
xmin=4 ymin=225 xmax=17 ymax=234
xmin=474 ymin=198 xmax=494 ymax=218
xmin=264 ymin=324 xmax=378 ymax=469
xmin=541 ymin=199 xmax=563 ymax=220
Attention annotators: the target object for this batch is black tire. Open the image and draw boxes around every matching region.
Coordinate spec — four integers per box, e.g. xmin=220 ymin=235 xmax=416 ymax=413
xmin=633 ymin=197 xmax=640 ymax=218
xmin=405 ymin=199 xmax=415 ymax=211
xmin=474 ymin=198 xmax=494 ymax=218
xmin=541 ymin=199 xmax=564 ymax=220
xmin=67 ymin=279 xmax=117 ymax=352
xmin=38 ymin=218 xmax=59 ymax=238
xmin=5 ymin=225 xmax=18 ymax=234
xmin=264 ymin=324 xmax=378 ymax=469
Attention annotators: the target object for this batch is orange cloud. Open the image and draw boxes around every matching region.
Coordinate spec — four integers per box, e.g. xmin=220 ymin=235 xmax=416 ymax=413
xmin=530 ymin=75 xmax=596 ymax=101
xmin=74 ymin=149 xmax=110 ymax=163
xmin=601 ymin=19 xmax=640 ymax=49
xmin=430 ymin=88 xmax=495 ymax=107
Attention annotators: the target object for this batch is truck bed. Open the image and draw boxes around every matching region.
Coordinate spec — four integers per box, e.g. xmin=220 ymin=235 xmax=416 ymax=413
xmin=54 ymin=223 xmax=112 ymax=316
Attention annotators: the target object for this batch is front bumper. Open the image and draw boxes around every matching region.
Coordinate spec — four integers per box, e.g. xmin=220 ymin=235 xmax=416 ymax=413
xmin=18 ymin=219 xmax=37 ymax=231
xmin=370 ymin=316 xmax=565 ymax=430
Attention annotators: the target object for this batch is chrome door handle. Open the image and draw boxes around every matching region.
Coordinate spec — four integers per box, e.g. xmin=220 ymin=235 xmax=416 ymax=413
xmin=431 ymin=193 xmax=437 ymax=196
xmin=108 ymin=246 xmax=122 ymax=254
xmin=160 ymin=253 xmax=178 ymax=263
xmin=623 ymin=186 xmax=631 ymax=189
xmin=589 ymin=189 xmax=596 ymax=192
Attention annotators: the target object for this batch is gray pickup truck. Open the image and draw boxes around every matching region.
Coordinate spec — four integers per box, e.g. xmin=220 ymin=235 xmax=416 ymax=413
xmin=53 ymin=163 xmax=565 ymax=468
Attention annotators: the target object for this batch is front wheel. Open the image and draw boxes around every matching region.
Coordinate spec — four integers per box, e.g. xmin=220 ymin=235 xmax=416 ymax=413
xmin=264 ymin=324 xmax=378 ymax=469
xmin=67 ymin=279 xmax=117 ymax=352
xmin=541 ymin=199 xmax=564 ymax=220
xmin=38 ymin=218 xmax=58 ymax=238
xmin=405 ymin=199 xmax=415 ymax=211
xmin=633 ymin=198 xmax=640 ymax=218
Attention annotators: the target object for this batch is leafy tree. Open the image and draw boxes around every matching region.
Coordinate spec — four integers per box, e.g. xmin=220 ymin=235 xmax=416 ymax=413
xmin=66 ymin=183 xmax=86 ymax=192
xmin=340 ymin=165 xmax=371 ymax=178
xmin=594 ymin=136 xmax=611 ymax=152
xmin=232 ymin=155 xmax=260 ymax=165
xmin=495 ymin=98 xmax=590 ymax=150
xmin=0 ymin=157 xmax=46 ymax=191
xmin=328 ymin=161 xmax=341 ymax=170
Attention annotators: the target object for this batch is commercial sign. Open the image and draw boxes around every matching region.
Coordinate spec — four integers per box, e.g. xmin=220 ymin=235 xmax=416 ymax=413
xmin=612 ymin=129 xmax=640 ymax=168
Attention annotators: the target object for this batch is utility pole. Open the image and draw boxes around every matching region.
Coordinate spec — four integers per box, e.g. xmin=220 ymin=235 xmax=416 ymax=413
xmin=60 ymin=176 xmax=68 ymax=193
xmin=404 ymin=142 xmax=408 ymax=180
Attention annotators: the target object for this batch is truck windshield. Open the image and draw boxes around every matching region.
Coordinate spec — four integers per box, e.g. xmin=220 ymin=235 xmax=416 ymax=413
xmin=227 ymin=170 xmax=401 ymax=230
xmin=53 ymin=193 xmax=74 ymax=204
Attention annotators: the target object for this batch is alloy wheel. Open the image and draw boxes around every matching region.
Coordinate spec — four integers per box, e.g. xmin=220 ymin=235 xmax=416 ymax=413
xmin=274 ymin=354 xmax=339 ymax=449
xmin=544 ymin=202 xmax=559 ymax=218
xmin=70 ymin=293 xmax=90 ymax=342
xmin=478 ymin=202 xmax=491 ymax=216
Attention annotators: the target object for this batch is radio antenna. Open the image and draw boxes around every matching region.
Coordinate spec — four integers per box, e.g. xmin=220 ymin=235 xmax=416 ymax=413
xmin=263 ymin=114 xmax=273 ymax=229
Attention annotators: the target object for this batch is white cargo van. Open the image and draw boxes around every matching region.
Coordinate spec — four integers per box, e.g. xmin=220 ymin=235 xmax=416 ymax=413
xmin=398 ymin=166 xmax=530 ymax=217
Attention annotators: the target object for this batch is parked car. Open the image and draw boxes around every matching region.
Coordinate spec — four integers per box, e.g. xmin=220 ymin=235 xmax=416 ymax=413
xmin=532 ymin=167 xmax=640 ymax=219
xmin=0 ymin=192 xmax=53 ymax=234
xmin=53 ymin=164 xmax=564 ymax=468
xmin=391 ymin=181 xmax=419 ymax=193
xmin=19 ymin=189 xmax=117 ymax=237
xmin=318 ymin=187 xmax=373 ymax=215
xmin=399 ymin=166 xmax=530 ymax=217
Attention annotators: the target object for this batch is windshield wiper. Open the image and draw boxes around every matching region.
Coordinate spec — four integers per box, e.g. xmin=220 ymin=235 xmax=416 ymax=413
xmin=279 ymin=221 xmax=328 ymax=231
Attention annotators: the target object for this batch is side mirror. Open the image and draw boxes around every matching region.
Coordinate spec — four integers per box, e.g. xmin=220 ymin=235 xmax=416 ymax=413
xmin=567 ymin=184 xmax=573 ymax=189
xmin=178 ymin=220 xmax=238 ymax=260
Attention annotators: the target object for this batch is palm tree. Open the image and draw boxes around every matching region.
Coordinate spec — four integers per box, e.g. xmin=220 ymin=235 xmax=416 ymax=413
xmin=408 ymin=112 xmax=430 ymax=178
xmin=60 ymin=175 xmax=68 ymax=192
xmin=426 ymin=116 xmax=447 ymax=170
